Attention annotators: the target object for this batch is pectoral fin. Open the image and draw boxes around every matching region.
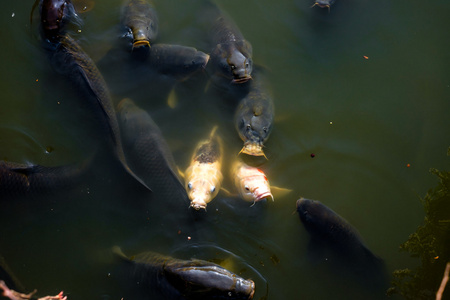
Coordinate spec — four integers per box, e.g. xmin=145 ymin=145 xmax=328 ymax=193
xmin=167 ymin=88 xmax=178 ymax=109
xmin=271 ymin=186 xmax=292 ymax=199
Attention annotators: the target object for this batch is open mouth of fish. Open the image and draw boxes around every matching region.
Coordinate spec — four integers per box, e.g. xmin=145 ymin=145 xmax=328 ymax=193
xmin=232 ymin=76 xmax=252 ymax=84
xmin=132 ymin=40 xmax=151 ymax=49
xmin=256 ymin=191 xmax=273 ymax=202
xmin=311 ymin=2 xmax=331 ymax=8
xmin=239 ymin=143 xmax=266 ymax=158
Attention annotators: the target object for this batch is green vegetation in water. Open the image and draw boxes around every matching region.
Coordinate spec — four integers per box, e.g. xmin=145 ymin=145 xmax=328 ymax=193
xmin=388 ymin=149 xmax=450 ymax=299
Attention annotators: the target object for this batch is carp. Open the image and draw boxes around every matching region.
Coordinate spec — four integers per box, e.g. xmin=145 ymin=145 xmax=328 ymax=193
xmin=234 ymin=70 xmax=274 ymax=158
xmin=46 ymin=34 xmax=151 ymax=191
xmin=113 ymin=247 xmax=255 ymax=300
xmin=116 ymin=98 xmax=187 ymax=202
xmin=0 ymin=160 xmax=89 ymax=198
xmin=121 ymin=0 xmax=159 ymax=50
xmin=296 ymin=197 xmax=388 ymax=289
xmin=231 ymin=160 xmax=273 ymax=204
xmin=148 ymin=44 xmax=210 ymax=81
xmin=205 ymin=2 xmax=253 ymax=84
xmin=38 ymin=0 xmax=150 ymax=190
xmin=184 ymin=126 xmax=223 ymax=210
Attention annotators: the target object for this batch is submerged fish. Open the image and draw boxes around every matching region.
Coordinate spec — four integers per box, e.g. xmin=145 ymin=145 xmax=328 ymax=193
xmin=0 ymin=160 xmax=88 ymax=198
xmin=231 ymin=160 xmax=273 ymax=204
xmin=296 ymin=197 xmax=387 ymax=288
xmin=235 ymin=71 xmax=274 ymax=158
xmin=148 ymin=44 xmax=210 ymax=81
xmin=184 ymin=126 xmax=223 ymax=210
xmin=205 ymin=2 xmax=253 ymax=84
xmin=47 ymin=34 xmax=150 ymax=191
xmin=116 ymin=98 xmax=187 ymax=202
xmin=311 ymin=0 xmax=336 ymax=10
xmin=121 ymin=0 xmax=159 ymax=50
xmin=114 ymin=247 xmax=255 ymax=300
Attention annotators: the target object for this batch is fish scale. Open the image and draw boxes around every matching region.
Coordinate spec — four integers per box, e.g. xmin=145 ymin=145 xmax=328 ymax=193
xmin=48 ymin=34 xmax=151 ymax=191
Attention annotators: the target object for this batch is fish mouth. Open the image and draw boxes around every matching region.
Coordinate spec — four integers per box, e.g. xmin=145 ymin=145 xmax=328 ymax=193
xmin=239 ymin=143 xmax=267 ymax=159
xmin=231 ymin=76 xmax=252 ymax=84
xmin=190 ymin=200 xmax=207 ymax=211
xmin=246 ymin=280 xmax=256 ymax=299
xmin=311 ymin=2 xmax=331 ymax=9
xmin=132 ymin=40 xmax=151 ymax=49
xmin=255 ymin=191 xmax=273 ymax=202
xmin=117 ymin=98 xmax=133 ymax=111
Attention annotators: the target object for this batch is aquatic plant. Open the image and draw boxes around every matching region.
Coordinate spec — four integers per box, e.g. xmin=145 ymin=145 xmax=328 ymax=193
xmin=388 ymin=154 xmax=450 ymax=299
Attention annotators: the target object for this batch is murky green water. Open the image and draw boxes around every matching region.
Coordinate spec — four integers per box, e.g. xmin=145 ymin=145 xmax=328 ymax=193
xmin=0 ymin=0 xmax=449 ymax=299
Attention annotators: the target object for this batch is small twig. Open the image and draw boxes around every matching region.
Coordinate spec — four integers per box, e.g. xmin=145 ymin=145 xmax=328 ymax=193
xmin=436 ymin=262 xmax=450 ymax=300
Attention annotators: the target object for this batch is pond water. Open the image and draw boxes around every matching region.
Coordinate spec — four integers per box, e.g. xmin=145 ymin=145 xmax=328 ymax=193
xmin=0 ymin=0 xmax=449 ymax=299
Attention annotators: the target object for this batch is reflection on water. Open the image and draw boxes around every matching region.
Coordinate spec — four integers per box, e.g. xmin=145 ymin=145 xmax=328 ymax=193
xmin=0 ymin=0 xmax=449 ymax=299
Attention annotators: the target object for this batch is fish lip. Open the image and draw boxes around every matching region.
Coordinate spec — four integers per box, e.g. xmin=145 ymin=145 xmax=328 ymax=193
xmin=248 ymin=280 xmax=256 ymax=299
xmin=132 ymin=40 xmax=151 ymax=48
xmin=239 ymin=144 xmax=266 ymax=158
xmin=255 ymin=191 xmax=273 ymax=202
xmin=190 ymin=201 xmax=207 ymax=211
xmin=202 ymin=54 xmax=210 ymax=69
xmin=315 ymin=2 xmax=330 ymax=8
xmin=116 ymin=98 xmax=132 ymax=111
xmin=231 ymin=76 xmax=252 ymax=84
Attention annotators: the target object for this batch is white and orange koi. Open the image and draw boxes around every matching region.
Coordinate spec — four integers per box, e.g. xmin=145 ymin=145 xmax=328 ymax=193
xmin=232 ymin=160 xmax=273 ymax=204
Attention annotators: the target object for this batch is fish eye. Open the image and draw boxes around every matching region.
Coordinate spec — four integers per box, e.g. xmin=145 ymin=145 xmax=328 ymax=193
xmin=245 ymin=63 xmax=249 ymax=68
xmin=188 ymin=182 xmax=193 ymax=189
xmin=210 ymin=186 xmax=216 ymax=193
xmin=263 ymin=127 xmax=268 ymax=132
xmin=246 ymin=124 xmax=251 ymax=130
xmin=230 ymin=64 xmax=236 ymax=70
xmin=244 ymin=185 xmax=250 ymax=191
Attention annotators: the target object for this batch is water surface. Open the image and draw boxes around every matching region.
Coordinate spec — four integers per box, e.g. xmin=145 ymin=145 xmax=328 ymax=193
xmin=0 ymin=0 xmax=449 ymax=299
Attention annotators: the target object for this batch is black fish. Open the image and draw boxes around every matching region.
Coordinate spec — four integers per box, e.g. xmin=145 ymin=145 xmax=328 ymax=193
xmin=121 ymin=0 xmax=159 ymax=50
xmin=35 ymin=0 xmax=78 ymax=43
xmin=46 ymin=34 xmax=151 ymax=191
xmin=0 ymin=160 xmax=88 ymax=198
xmin=116 ymin=98 xmax=187 ymax=203
xmin=234 ymin=70 xmax=274 ymax=158
xmin=204 ymin=2 xmax=253 ymax=84
xmin=148 ymin=44 xmax=210 ymax=81
xmin=113 ymin=247 xmax=255 ymax=300
xmin=296 ymin=198 xmax=388 ymax=290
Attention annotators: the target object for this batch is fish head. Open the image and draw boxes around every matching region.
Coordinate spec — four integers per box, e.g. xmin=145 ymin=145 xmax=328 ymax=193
xmin=236 ymin=110 xmax=273 ymax=157
xmin=212 ymin=42 xmax=253 ymax=84
xmin=186 ymin=179 xmax=219 ymax=210
xmin=179 ymin=51 xmax=210 ymax=79
xmin=163 ymin=261 xmax=255 ymax=299
xmin=234 ymin=164 xmax=273 ymax=202
xmin=40 ymin=0 xmax=75 ymax=41
xmin=296 ymin=198 xmax=328 ymax=228
xmin=131 ymin=18 xmax=158 ymax=49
